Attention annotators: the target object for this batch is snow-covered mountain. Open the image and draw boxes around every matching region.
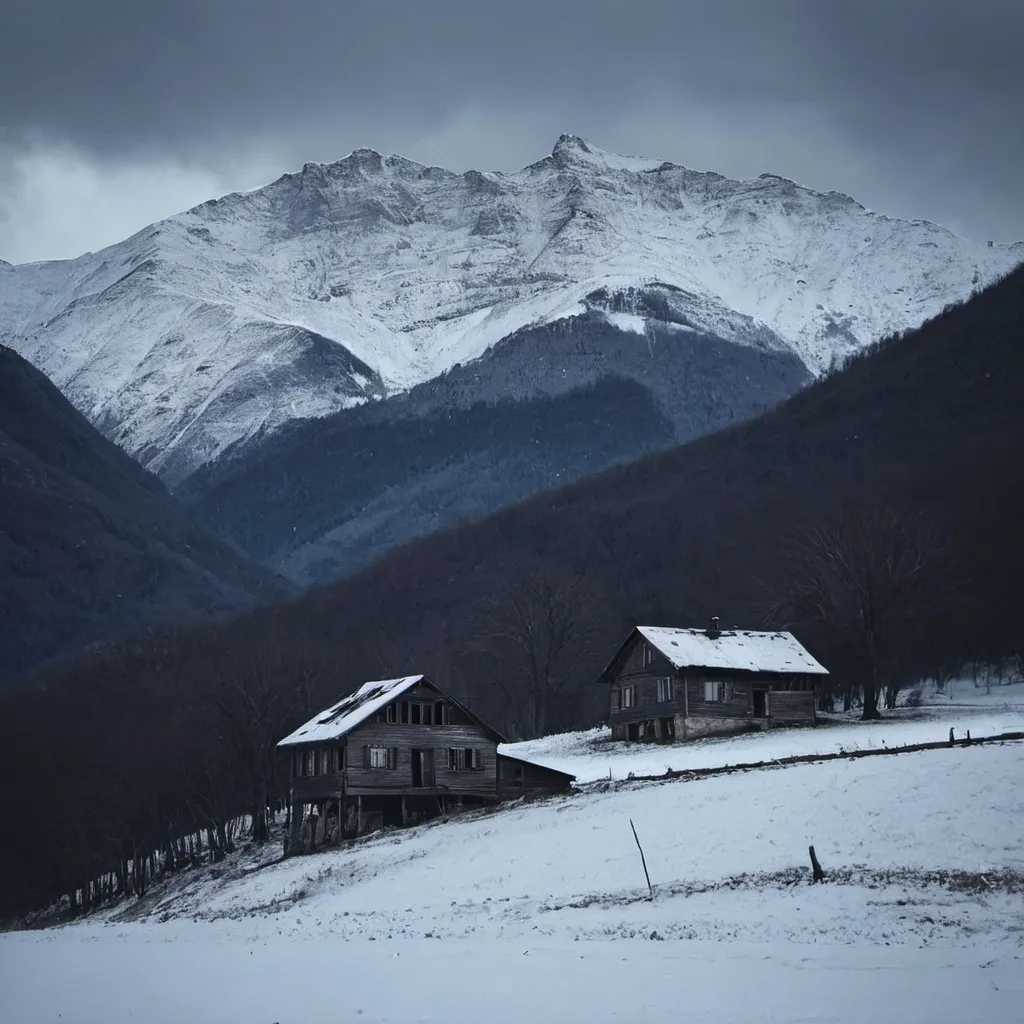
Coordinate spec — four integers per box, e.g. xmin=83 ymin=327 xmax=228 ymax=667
xmin=2 ymin=134 xmax=1020 ymax=485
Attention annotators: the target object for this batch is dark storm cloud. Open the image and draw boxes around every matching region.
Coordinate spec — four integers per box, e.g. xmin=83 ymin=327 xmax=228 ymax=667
xmin=2 ymin=0 xmax=1023 ymax=260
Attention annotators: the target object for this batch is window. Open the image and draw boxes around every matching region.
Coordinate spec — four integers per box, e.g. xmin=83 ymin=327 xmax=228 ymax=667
xmin=641 ymin=643 xmax=653 ymax=668
xmin=396 ymin=701 xmax=446 ymax=725
xmin=319 ymin=750 xmax=330 ymax=774
xmin=513 ymin=765 xmax=524 ymax=787
xmin=704 ymin=680 xmax=729 ymax=702
xmin=448 ymin=748 xmax=482 ymax=771
xmin=656 ymin=677 xmax=674 ymax=703
xmin=366 ymin=746 xmax=397 ymax=770
xmin=385 ymin=703 xmax=397 ymax=724
xmin=621 ymin=685 xmax=635 ymax=709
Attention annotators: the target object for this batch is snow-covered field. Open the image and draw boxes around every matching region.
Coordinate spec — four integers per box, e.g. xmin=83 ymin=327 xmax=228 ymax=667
xmin=3 ymin=691 xmax=1022 ymax=1022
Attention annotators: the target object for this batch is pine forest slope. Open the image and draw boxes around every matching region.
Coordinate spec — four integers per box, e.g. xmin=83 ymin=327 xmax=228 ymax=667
xmin=0 ymin=346 xmax=289 ymax=684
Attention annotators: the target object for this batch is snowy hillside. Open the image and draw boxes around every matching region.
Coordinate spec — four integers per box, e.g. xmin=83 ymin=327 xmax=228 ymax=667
xmin=5 ymin=704 xmax=1023 ymax=1022
xmin=508 ymin=683 xmax=1024 ymax=783
xmin=2 ymin=135 xmax=1019 ymax=484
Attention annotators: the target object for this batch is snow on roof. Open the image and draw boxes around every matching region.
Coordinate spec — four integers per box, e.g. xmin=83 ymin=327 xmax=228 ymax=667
xmin=277 ymin=675 xmax=425 ymax=747
xmin=636 ymin=626 xmax=829 ymax=675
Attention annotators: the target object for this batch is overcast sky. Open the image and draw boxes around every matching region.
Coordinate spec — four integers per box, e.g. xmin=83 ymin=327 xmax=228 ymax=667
xmin=2 ymin=0 xmax=1022 ymax=263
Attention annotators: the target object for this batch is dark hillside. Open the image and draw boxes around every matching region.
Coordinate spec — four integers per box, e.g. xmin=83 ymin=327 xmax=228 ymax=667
xmin=0 ymin=346 xmax=289 ymax=683
xmin=1 ymin=267 xmax=1021 ymax=915
xmin=183 ymin=303 xmax=807 ymax=584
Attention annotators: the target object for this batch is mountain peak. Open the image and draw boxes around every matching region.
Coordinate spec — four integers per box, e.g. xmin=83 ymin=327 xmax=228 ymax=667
xmin=548 ymin=134 xmax=663 ymax=174
xmin=552 ymin=133 xmax=592 ymax=158
xmin=3 ymin=135 xmax=1019 ymax=491
xmin=336 ymin=147 xmax=384 ymax=173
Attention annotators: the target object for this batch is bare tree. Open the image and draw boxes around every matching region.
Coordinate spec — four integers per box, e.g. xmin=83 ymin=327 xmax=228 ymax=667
xmin=472 ymin=567 xmax=602 ymax=737
xmin=772 ymin=506 xmax=955 ymax=720
xmin=206 ymin=644 xmax=320 ymax=842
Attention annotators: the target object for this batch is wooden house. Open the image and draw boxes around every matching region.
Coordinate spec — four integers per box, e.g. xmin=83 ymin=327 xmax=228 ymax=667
xmin=600 ymin=620 xmax=828 ymax=742
xmin=278 ymin=674 xmax=574 ymax=853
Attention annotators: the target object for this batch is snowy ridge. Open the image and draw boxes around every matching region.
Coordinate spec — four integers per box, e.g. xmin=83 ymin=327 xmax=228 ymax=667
xmin=1 ymin=134 xmax=1020 ymax=483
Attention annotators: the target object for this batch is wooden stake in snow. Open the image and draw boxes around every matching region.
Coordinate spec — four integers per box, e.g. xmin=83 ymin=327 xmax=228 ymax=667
xmin=808 ymin=845 xmax=826 ymax=883
xmin=630 ymin=819 xmax=653 ymax=899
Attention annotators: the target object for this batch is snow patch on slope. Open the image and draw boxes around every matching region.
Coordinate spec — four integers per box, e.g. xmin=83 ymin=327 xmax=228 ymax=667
xmin=605 ymin=311 xmax=647 ymax=334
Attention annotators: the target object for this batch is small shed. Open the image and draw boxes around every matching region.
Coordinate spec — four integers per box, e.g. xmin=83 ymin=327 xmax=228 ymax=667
xmin=496 ymin=753 xmax=576 ymax=799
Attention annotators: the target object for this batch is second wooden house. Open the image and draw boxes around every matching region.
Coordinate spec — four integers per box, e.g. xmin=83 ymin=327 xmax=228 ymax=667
xmin=600 ymin=620 xmax=828 ymax=742
xmin=278 ymin=674 xmax=574 ymax=853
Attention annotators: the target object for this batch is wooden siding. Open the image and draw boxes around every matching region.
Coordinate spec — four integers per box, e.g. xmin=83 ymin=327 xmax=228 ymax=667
xmin=616 ymin=635 xmax=677 ymax=681
xmin=766 ymin=689 xmax=816 ymax=722
xmin=291 ymin=773 xmax=346 ymax=802
xmin=608 ymin=663 xmax=818 ymax=728
xmin=681 ymin=677 xmax=753 ymax=719
xmin=344 ymin=720 xmax=498 ymax=797
xmin=607 ymin=634 xmax=678 ymax=720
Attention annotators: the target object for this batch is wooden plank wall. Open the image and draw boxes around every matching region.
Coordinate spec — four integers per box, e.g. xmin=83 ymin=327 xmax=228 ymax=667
xmin=609 ymin=661 xmax=818 ymax=727
xmin=766 ymin=689 xmax=816 ymax=721
xmin=346 ymin=720 xmax=498 ymax=796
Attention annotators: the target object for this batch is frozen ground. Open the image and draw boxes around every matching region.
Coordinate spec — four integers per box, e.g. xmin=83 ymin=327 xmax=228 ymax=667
xmin=3 ymin=931 xmax=1022 ymax=1024
xmin=3 ymin=689 xmax=1022 ymax=1022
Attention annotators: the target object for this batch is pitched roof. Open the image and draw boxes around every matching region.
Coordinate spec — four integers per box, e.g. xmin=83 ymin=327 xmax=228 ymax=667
xmin=636 ymin=626 xmax=829 ymax=675
xmin=597 ymin=625 xmax=828 ymax=681
xmin=277 ymin=675 xmax=424 ymax=747
xmin=496 ymin=752 xmax=577 ymax=781
xmin=277 ymin=674 xmax=507 ymax=748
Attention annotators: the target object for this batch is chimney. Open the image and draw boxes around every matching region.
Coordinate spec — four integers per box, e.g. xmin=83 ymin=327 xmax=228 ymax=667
xmin=706 ymin=616 xmax=721 ymax=640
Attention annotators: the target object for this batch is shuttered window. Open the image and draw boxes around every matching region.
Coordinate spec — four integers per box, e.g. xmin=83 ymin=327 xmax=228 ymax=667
xmin=365 ymin=746 xmax=398 ymax=770
xmin=448 ymin=748 xmax=482 ymax=771
xmin=398 ymin=701 xmax=448 ymax=724
xmin=704 ymin=681 xmax=729 ymax=702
